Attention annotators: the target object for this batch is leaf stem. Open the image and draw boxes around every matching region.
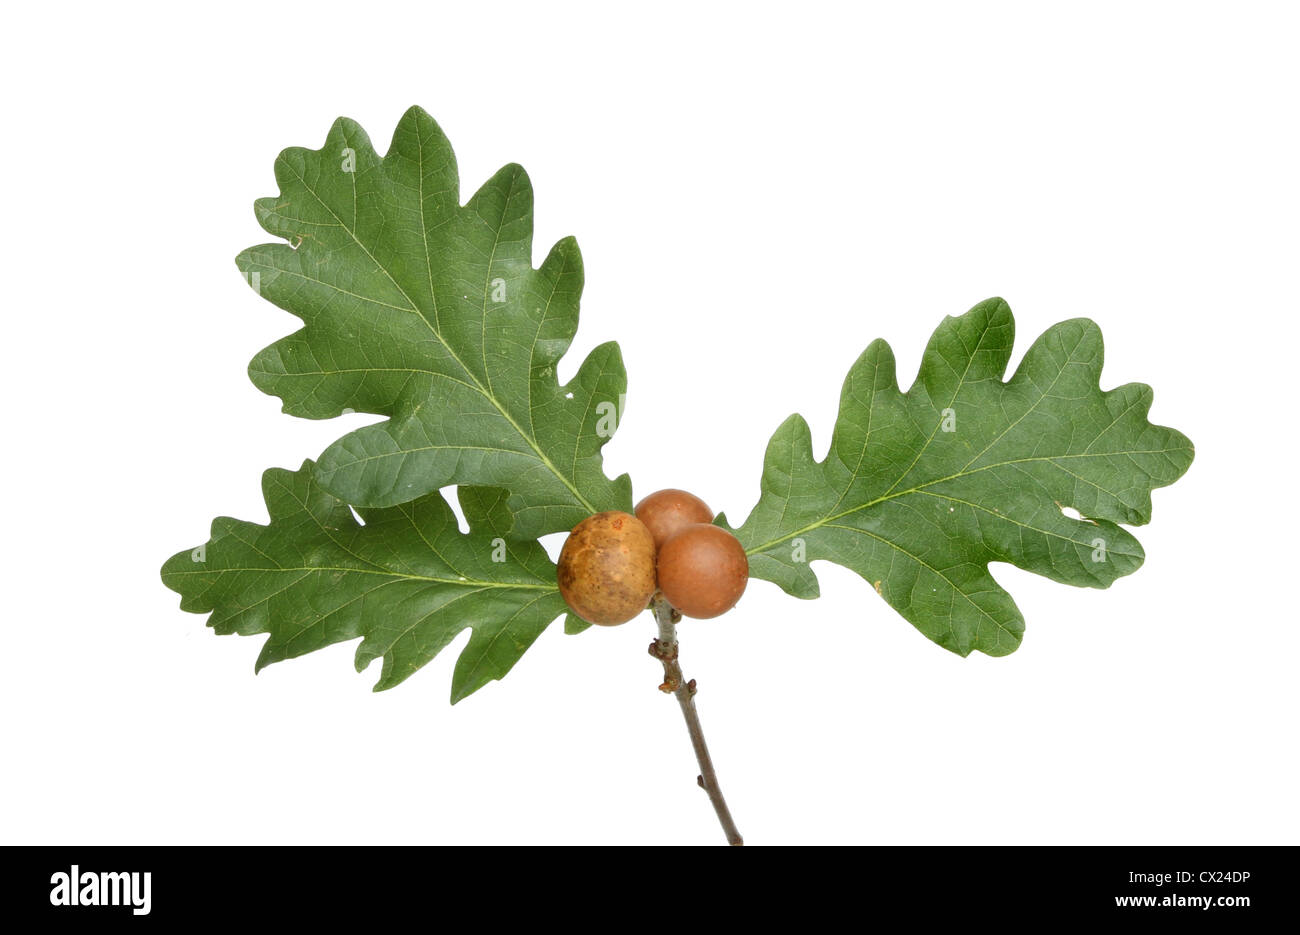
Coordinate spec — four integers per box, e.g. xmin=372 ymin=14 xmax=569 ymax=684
xmin=648 ymin=596 xmax=744 ymax=846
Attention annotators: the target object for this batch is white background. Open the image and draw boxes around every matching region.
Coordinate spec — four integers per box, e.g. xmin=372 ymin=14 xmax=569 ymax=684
xmin=2 ymin=2 xmax=1296 ymax=846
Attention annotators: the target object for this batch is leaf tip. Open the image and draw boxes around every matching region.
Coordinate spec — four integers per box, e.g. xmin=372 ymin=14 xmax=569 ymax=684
xmin=777 ymin=411 xmax=813 ymax=437
xmin=564 ymin=613 xmax=593 ymax=635
xmin=967 ymin=295 xmax=1012 ymax=321
xmin=449 ymin=677 xmax=485 ymax=705
xmin=400 ymin=103 xmax=434 ymax=123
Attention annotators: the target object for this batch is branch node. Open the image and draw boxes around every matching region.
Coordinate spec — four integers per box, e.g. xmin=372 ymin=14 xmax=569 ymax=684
xmin=647 ymin=638 xmax=678 ymax=664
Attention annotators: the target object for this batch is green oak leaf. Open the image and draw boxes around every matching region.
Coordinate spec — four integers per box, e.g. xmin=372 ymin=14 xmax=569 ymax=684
xmin=160 ymin=463 xmax=568 ymax=700
xmin=719 ymin=298 xmax=1194 ymax=657
xmin=238 ymin=105 xmax=630 ymax=538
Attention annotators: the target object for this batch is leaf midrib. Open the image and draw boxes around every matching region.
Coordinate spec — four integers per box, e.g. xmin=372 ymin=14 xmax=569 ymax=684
xmin=163 ymin=564 xmax=556 ymax=591
xmin=744 ymin=445 xmax=1192 ymax=556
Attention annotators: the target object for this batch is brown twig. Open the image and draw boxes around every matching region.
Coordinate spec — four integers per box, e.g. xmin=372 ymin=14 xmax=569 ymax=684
xmin=647 ymin=595 xmax=744 ymax=846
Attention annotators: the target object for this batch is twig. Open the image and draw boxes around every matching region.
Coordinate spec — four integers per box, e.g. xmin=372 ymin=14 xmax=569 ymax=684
xmin=648 ymin=595 xmax=744 ymax=846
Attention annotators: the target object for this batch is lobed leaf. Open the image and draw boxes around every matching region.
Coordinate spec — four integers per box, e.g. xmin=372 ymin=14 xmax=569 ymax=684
xmin=721 ymin=298 xmax=1194 ymax=656
xmin=238 ymin=106 xmax=631 ymax=538
xmin=161 ymin=464 xmax=568 ymax=700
